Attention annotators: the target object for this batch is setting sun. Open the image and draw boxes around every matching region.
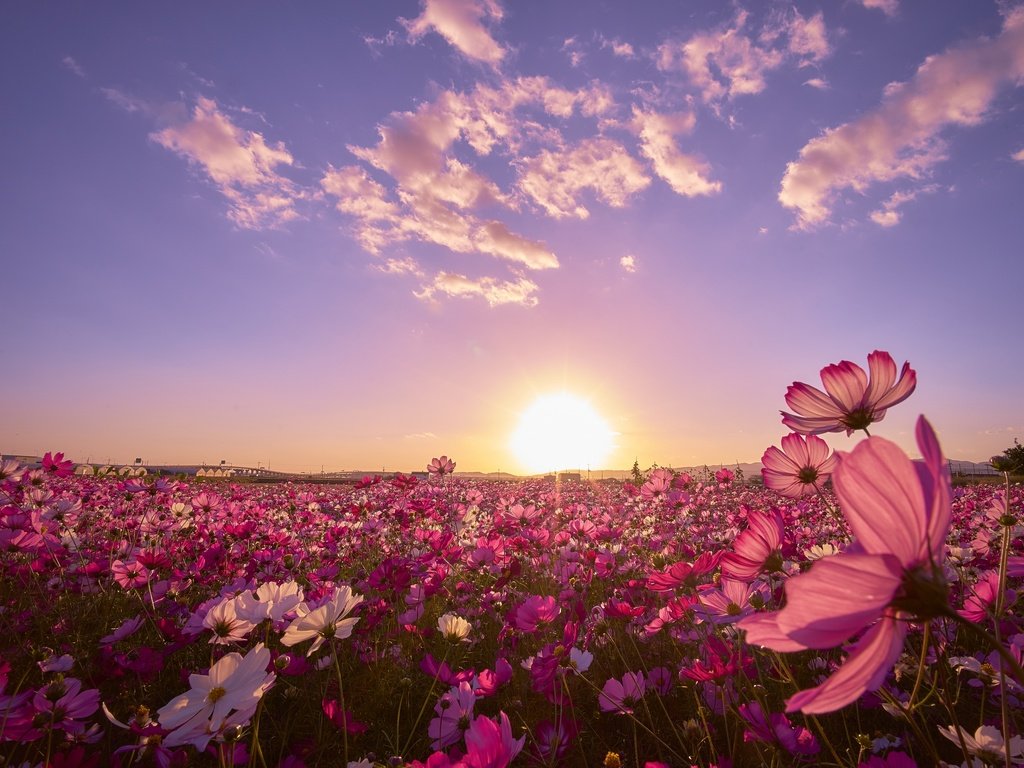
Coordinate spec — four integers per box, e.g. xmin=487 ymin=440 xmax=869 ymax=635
xmin=509 ymin=392 xmax=616 ymax=474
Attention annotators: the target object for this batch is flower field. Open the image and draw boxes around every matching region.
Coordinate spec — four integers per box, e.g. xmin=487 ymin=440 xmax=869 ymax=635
xmin=2 ymin=353 xmax=1022 ymax=767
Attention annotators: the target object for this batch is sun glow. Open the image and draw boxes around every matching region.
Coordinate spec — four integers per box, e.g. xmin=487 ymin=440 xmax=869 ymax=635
xmin=509 ymin=392 xmax=616 ymax=474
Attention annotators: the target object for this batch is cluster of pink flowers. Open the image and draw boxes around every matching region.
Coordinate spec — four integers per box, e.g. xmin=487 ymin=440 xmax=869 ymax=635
xmin=0 ymin=351 xmax=1021 ymax=767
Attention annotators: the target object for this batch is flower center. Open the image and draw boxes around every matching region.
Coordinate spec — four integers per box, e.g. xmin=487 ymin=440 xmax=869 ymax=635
xmin=797 ymin=466 xmax=819 ymax=485
xmin=207 ymin=686 xmax=227 ymax=703
xmin=841 ymin=408 xmax=874 ymax=431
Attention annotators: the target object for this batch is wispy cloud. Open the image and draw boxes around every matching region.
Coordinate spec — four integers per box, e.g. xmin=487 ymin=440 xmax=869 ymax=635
xmin=1013 ymin=147 xmax=1024 ymax=163
xmin=61 ymin=55 xmax=86 ymax=78
xmin=374 ymin=257 xmax=425 ymax=277
xmin=403 ymin=0 xmax=506 ymax=65
xmin=151 ymin=97 xmax=303 ymax=229
xmin=858 ymin=0 xmax=899 ymax=17
xmin=780 ymin=8 xmax=1024 ymax=229
xmin=869 ymin=184 xmax=939 ymax=227
xmin=657 ymin=8 xmax=831 ymax=108
xmin=403 ymin=431 xmax=438 ymax=440
xmin=517 ymin=138 xmax=650 ymax=218
xmin=415 ymin=271 xmax=540 ymax=307
xmin=804 ymin=77 xmax=829 ymax=90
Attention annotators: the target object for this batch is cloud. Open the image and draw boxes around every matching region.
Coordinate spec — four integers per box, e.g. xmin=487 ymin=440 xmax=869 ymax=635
xmin=803 ymin=77 xmax=829 ymax=90
xmin=657 ymin=8 xmax=831 ymax=105
xmin=869 ymin=184 xmax=939 ymax=227
xmin=62 ymin=56 xmax=86 ymax=78
xmin=517 ymin=137 xmax=651 ymax=218
xmin=374 ymin=257 xmax=425 ymax=277
xmin=602 ymin=37 xmax=636 ymax=59
xmin=620 ymin=254 xmax=637 ymax=273
xmin=858 ymin=0 xmax=899 ymax=17
xmin=403 ymin=432 xmax=438 ymax=440
xmin=631 ymin=108 xmax=721 ymax=196
xmin=415 ymin=272 xmax=540 ymax=307
xmin=780 ymin=8 xmax=1024 ymax=229
xmin=151 ymin=97 xmax=302 ymax=229
xmin=1013 ymin=147 xmax=1024 ymax=162
xmin=403 ymin=0 xmax=506 ymax=65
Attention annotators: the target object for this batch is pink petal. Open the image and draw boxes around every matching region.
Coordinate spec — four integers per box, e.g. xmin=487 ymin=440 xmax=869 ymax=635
xmin=739 ymin=612 xmax=808 ymax=652
xmin=832 ymin=436 xmax=925 ymax=564
xmin=872 ymin=359 xmax=917 ymax=412
xmin=914 ymin=416 xmax=952 ymax=560
xmin=863 ymin=351 xmax=898 ymax=408
xmin=820 ymin=361 xmax=868 ymax=412
xmin=785 ymin=614 xmax=905 ymax=714
xmin=785 ymin=383 xmax=843 ymax=419
xmin=778 ymin=554 xmax=901 ymax=648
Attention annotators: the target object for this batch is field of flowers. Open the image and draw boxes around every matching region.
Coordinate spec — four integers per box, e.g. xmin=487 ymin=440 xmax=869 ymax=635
xmin=1 ymin=351 xmax=1022 ymax=768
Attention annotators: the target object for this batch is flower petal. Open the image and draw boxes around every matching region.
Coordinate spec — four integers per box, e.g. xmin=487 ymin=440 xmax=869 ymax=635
xmin=785 ymin=614 xmax=905 ymax=714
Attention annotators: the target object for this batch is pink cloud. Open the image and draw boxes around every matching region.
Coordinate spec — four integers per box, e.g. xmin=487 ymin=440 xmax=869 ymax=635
xmin=859 ymin=0 xmax=899 ymax=17
xmin=631 ymin=108 xmax=721 ymax=197
xmin=620 ymin=254 xmax=637 ymax=273
xmin=403 ymin=0 xmax=506 ymax=65
xmin=780 ymin=8 xmax=1024 ymax=229
xmin=415 ymin=272 xmax=539 ymax=307
xmin=151 ymin=97 xmax=301 ymax=229
xmin=869 ymin=185 xmax=939 ymax=227
xmin=517 ymin=137 xmax=651 ymax=219
xmin=657 ymin=8 xmax=831 ymax=104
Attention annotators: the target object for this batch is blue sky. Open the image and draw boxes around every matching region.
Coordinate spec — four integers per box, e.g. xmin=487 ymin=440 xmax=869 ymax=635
xmin=2 ymin=1 xmax=1023 ymax=472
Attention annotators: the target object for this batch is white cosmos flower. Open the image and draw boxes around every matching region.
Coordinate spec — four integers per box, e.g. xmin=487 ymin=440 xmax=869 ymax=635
xmin=437 ymin=612 xmax=472 ymax=642
xmin=158 ymin=643 xmax=274 ymax=751
xmin=937 ymin=724 xmax=1024 ymax=764
xmin=281 ymin=585 xmax=363 ymax=656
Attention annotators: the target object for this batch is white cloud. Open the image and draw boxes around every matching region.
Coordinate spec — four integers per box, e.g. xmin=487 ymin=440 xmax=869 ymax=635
xmin=780 ymin=8 xmax=1024 ymax=229
xmin=603 ymin=38 xmax=636 ymax=59
xmin=776 ymin=10 xmax=830 ymax=65
xmin=631 ymin=108 xmax=721 ymax=197
xmin=804 ymin=77 xmax=829 ymax=90
xmin=403 ymin=0 xmax=506 ymax=65
xmin=151 ymin=97 xmax=302 ymax=229
xmin=859 ymin=0 xmax=899 ymax=17
xmin=620 ymin=254 xmax=637 ymax=273
xmin=374 ymin=257 xmax=425 ymax=277
xmin=62 ymin=56 xmax=85 ymax=78
xmin=1013 ymin=147 xmax=1024 ymax=162
xmin=518 ymin=137 xmax=651 ymax=218
xmin=415 ymin=272 xmax=540 ymax=307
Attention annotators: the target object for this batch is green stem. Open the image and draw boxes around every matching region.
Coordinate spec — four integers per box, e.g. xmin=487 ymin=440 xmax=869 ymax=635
xmin=331 ymin=640 xmax=349 ymax=767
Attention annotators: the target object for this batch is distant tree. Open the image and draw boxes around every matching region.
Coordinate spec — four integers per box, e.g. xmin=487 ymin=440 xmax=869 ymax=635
xmin=991 ymin=438 xmax=1024 ymax=474
xmin=631 ymin=459 xmax=644 ymax=486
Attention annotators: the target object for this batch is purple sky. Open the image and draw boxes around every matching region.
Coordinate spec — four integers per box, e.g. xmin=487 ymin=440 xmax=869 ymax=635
xmin=2 ymin=1 xmax=1023 ymax=473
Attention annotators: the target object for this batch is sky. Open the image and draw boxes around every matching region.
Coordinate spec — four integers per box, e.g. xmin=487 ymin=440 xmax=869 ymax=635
xmin=2 ymin=0 xmax=1023 ymax=474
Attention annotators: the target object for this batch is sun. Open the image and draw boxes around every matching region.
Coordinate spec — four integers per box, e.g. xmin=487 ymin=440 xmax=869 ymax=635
xmin=509 ymin=392 xmax=616 ymax=474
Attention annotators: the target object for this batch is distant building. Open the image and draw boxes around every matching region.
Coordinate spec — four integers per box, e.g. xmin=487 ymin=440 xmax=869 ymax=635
xmin=558 ymin=472 xmax=581 ymax=482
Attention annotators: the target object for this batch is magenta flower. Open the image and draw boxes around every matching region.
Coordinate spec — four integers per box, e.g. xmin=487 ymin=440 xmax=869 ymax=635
xmin=461 ymin=711 xmax=526 ymax=768
xmin=514 ymin=594 xmax=560 ymax=632
xmin=428 ymin=682 xmax=476 ymax=750
xmin=761 ymin=433 xmax=838 ymax=498
xmin=428 ymin=456 xmax=456 ymax=476
xmin=738 ymin=701 xmax=819 ymax=756
xmin=721 ymin=509 xmax=787 ymax=581
xmin=598 ymin=671 xmax=645 ymax=714
xmin=42 ymin=451 xmax=74 ymax=477
xmin=781 ymin=350 xmax=916 ymax=435
xmin=740 ymin=416 xmax=952 ymax=713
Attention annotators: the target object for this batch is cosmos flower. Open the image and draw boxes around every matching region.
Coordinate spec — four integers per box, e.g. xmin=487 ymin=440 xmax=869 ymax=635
xmin=598 ymin=671 xmax=645 ymax=714
xmin=721 ymin=509 xmax=787 ymax=581
xmin=761 ymin=433 xmax=837 ymax=497
xmin=158 ymin=643 xmax=274 ymax=751
xmin=781 ymin=350 xmax=916 ymax=436
xmin=428 ymin=456 xmax=456 ymax=476
xmin=437 ymin=612 xmax=472 ymax=642
xmin=281 ymin=585 xmax=363 ymax=656
xmin=741 ymin=416 xmax=952 ymax=714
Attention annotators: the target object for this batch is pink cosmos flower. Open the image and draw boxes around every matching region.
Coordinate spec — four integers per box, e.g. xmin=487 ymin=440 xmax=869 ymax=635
xmin=111 ymin=559 xmax=150 ymax=589
xmin=428 ymin=681 xmax=476 ymax=749
xmin=761 ymin=433 xmax=838 ymax=497
xmin=781 ymin=350 xmax=916 ymax=435
xmin=697 ymin=578 xmax=767 ymax=625
xmin=740 ymin=416 xmax=952 ymax=714
xmin=514 ymin=595 xmax=560 ymax=632
xmin=428 ymin=456 xmax=456 ymax=476
xmin=720 ymin=509 xmax=787 ymax=581
xmin=598 ymin=671 xmax=646 ymax=714
xmin=42 ymin=451 xmax=74 ymax=477
xmin=738 ymin=701 xmax=819 ymax=756
xmin=461 ymin=711 xmax=526 ymax=768
xmin=958 ymin=570 xmax=1015 ymax=623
